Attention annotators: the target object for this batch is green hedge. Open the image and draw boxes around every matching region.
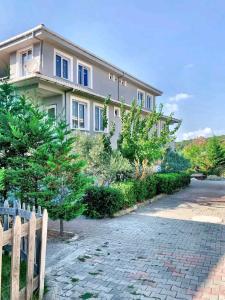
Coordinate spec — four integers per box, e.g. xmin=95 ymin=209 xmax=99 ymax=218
xmin=111 ymin=180 xmax=136 ymax=208
xmin=83 ymin=186 xmax=124 ymax=218
xmin=83 ymin=173 xmax=190 ymax=218
xmin=155 ymin=173 xmax=191 ymax=194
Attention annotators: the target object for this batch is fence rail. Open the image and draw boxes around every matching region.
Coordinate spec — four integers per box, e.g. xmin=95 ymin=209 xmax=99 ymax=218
xmin=0 ymin=200 xmax=48 ymax=300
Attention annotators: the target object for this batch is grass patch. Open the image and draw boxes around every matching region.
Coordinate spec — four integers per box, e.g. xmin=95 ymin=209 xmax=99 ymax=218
xmin=77 ymin=255 xmax=91 ymax=262
xmin=2 ymin=254 xmax=27 ymax=300
xmin=71 ymin=277 xmax=79 ymax=283
xmin=80 ymin=292 xmax=98 ymax=299
xmin=88 ymin=271 xmax=101 ymax=276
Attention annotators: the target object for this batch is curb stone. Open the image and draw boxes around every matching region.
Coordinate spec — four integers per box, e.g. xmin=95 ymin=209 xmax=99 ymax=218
xmin=113 ymin=193 xmax=166 ymax=217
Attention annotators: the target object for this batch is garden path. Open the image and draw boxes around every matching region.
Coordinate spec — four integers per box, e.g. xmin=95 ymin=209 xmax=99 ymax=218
xmin=45 ymin=180 xmax=225 ymax=300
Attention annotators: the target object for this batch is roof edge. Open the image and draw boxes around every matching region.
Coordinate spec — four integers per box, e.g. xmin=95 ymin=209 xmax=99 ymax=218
xmin=0 ymin=24 xmax=162 ymax=96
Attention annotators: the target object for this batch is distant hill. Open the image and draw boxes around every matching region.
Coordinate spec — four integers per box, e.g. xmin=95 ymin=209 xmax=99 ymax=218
xmin=176 ymin=135 xmax=225 ymax=151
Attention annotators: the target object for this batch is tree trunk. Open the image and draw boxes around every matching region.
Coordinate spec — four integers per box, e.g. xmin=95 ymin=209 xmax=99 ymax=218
xmin=141 ymin=159 xmax=148 ymax=180
xmin=60 ymin=219 xmax=64 ymax=236
xmin=135 ymin=160 xmax=140 ymax=179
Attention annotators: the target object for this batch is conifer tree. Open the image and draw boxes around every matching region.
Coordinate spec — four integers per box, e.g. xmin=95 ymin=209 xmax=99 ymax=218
xmin=207 ymin=136 xmax=225 ymax=175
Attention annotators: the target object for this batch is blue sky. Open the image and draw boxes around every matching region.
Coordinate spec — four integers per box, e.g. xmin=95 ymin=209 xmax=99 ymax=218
xmin=1 ymin=0 xmax=225 ymax=140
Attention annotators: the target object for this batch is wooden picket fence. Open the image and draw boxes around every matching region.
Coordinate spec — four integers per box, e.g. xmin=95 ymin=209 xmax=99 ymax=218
xmin=0 ymin=200 xmax=48 ymax=300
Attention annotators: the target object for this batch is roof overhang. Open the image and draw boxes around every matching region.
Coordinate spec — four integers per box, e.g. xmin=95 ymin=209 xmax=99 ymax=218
xmin=0 ymin=25 xmax=162 ymax=96
xmin=8 ymin=74 xmax=179 ymax=124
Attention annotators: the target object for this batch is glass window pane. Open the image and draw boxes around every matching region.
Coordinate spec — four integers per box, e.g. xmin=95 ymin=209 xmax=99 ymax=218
xmin=78 ymin=65 xmax=83 ymax=84
xmin=72 ymin=101 xmax=78 ymax=128
xmin=83 ymin=67 xmax=88 ymax=86
xmin=56 ymin=55 xmax=61 ymax=77
xmin=95 ymin=107 xmax=99 ymax=131
xmin=99 ymin=108 xmax=104 ymax=131
xmin=63 ymin=59 xmax=68 ymax=79
xmin=48 ymin=107 xmax=56 ymax=120
xmin=79 ymin=104 xmax=85 ymax=128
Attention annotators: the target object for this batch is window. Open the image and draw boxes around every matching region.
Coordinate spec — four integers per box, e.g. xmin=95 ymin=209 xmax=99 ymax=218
xmin=114 ymin=107 xmax=120 ymax=117
xmin=71 ymin=100 xmax=88 ymax=130
xmin=54 ymin=50 xmax=72 ymax=81
xmin=94 ymin=105 xmax=104 ymax=132
xmin=47 ymin=104 xmax=57 ymax=120
xmin=21 ymin=48 xmax=33 ymax=76
xmin=146 ymin=94 xmax=152 ymax=110
xmin=137 ymin=90 xmax=145 ymax=106
xmin=78 ymin=61 xmax=92 ymax=88
xmin=109 ymin=73 xmax=116 ymax=81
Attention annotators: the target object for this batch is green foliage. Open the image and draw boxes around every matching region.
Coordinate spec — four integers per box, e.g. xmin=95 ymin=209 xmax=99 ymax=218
xmin=75 ymin=134 xmax=132 ymax=184
xmin=83 ymin=186 xmax=124 ymax=218
xmin=155 ymin=173 xmax=191 ymax=194
xmin=84 ymin=173 xmax=190 ymax=218
xmin=0 ymin=82 xmax=55 ymax=201
xmin=182 ymin=138 xmax=209 ymax=173
xmin=161 ymin=149 xmax=191 ymax=173
xmin=144 ymin=175 xmax=158 ymax=199
xmin=2 ymin=254 xmax=27 ymax=299
xmin=0 ymin=82 xmax=90 ymax=233
xmin=206 ymin=136 xmax=225 ymax=175
xmin=112 ymin=180 xmax=137 ymax=207
xmin=118 ymin=101 xmax=180 ymax=178
xmin=182 ymin=136 xmax=225 ymax=175
xmin=0 ymin=169 xmax=4 ymax=192
xmin=36 ymin=122 xmax=91 ymax=223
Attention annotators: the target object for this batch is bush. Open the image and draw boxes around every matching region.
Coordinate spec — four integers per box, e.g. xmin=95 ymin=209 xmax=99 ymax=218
xmin=145 ymin=175 xmax=158 ymax=199
xmin=133 ymin=176 xmax=157 ymax=202
xmin=155 ymin=173 xmax=190 ymax=194
xmin=83 ymin=173 xmax=191 ymax=219
xmin=83 ymin=186 xmax=124 ymax=218
xmin=111 ymin=180 xmax=136 ymax=207
xmin=161 ymin=149 xmax=191 ymax=173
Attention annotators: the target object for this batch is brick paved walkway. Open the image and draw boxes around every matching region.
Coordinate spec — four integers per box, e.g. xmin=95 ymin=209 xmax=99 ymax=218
xmin=45 ymin=180 xmax=225 ymax=300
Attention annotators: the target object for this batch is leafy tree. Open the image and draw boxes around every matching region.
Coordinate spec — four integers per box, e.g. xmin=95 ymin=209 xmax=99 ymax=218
xmin=206 ymin=136 xmax=225 ymax=175
xmin=161 ymin=149 xmax=191 ymax=173
xmin=182 ymin=138 xmax=208 ymax=173
xmin=118 ymin=101 xmax=180 ymax=179
xmin=0 ymin=169 xmax=4 ymax=192
xmin=75 ymin=134 xmax=132 ymax=185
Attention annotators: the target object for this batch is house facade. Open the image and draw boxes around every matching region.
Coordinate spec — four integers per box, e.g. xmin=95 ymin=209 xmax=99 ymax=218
xmin=0 ymin=25 xmax=179 ymax=147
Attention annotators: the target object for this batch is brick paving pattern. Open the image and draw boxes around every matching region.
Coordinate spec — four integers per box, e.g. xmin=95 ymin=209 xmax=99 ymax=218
xmin=45 ymin=180 xmax=225 ymax=300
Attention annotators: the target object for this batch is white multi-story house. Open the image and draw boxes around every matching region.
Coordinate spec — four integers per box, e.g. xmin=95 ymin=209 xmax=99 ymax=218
xmin=0 ymin=25 xmax=179 ymax=147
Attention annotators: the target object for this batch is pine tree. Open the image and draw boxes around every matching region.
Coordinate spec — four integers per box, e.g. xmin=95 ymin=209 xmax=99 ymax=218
xmin=36 ymin=122 xmax=91 ymax=235
xmin=0 ymin=82 xmax=55 ymax=201
xmin=207 ymin=136 xmax=225 ymax=175
xmin=0 ymin=82 xmax=91 ymax=234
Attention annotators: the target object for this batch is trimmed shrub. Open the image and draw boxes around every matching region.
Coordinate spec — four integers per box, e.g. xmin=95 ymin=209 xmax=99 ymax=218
xmin=83 ymin=186 xmax=124 ymax=218
xmin=145 ymin=175 xmax=158 ymax=199
xmin=111 ymin=180 xmax=136 ymax=208
xmin=83 ymin=173 xmax=191 ymax=219
xmin=155 ymin=173 xmax=190 ymax=194
xmin=133 ymin=176 xmax=157 ymax=202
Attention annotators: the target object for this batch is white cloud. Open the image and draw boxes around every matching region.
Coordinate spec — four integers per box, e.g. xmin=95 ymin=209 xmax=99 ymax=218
xmin=182 ymin=127 xmax=213 ymax=140
xmin=169 ymin=93 xmax=193 ymax=102
xmin=164 ymin=103 xmax=178 ymax=115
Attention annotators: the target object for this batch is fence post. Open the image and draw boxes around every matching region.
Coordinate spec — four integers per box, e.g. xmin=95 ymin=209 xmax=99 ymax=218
xmin=39 ymin=209 xmax=48 ymax=299
xmin=0 ymin=223 xmax=3 ymax=299
xmin=26 ymin=212 xmax=36 ymax=300
xmin=10 ymin=216 xmax=21 ymax=300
